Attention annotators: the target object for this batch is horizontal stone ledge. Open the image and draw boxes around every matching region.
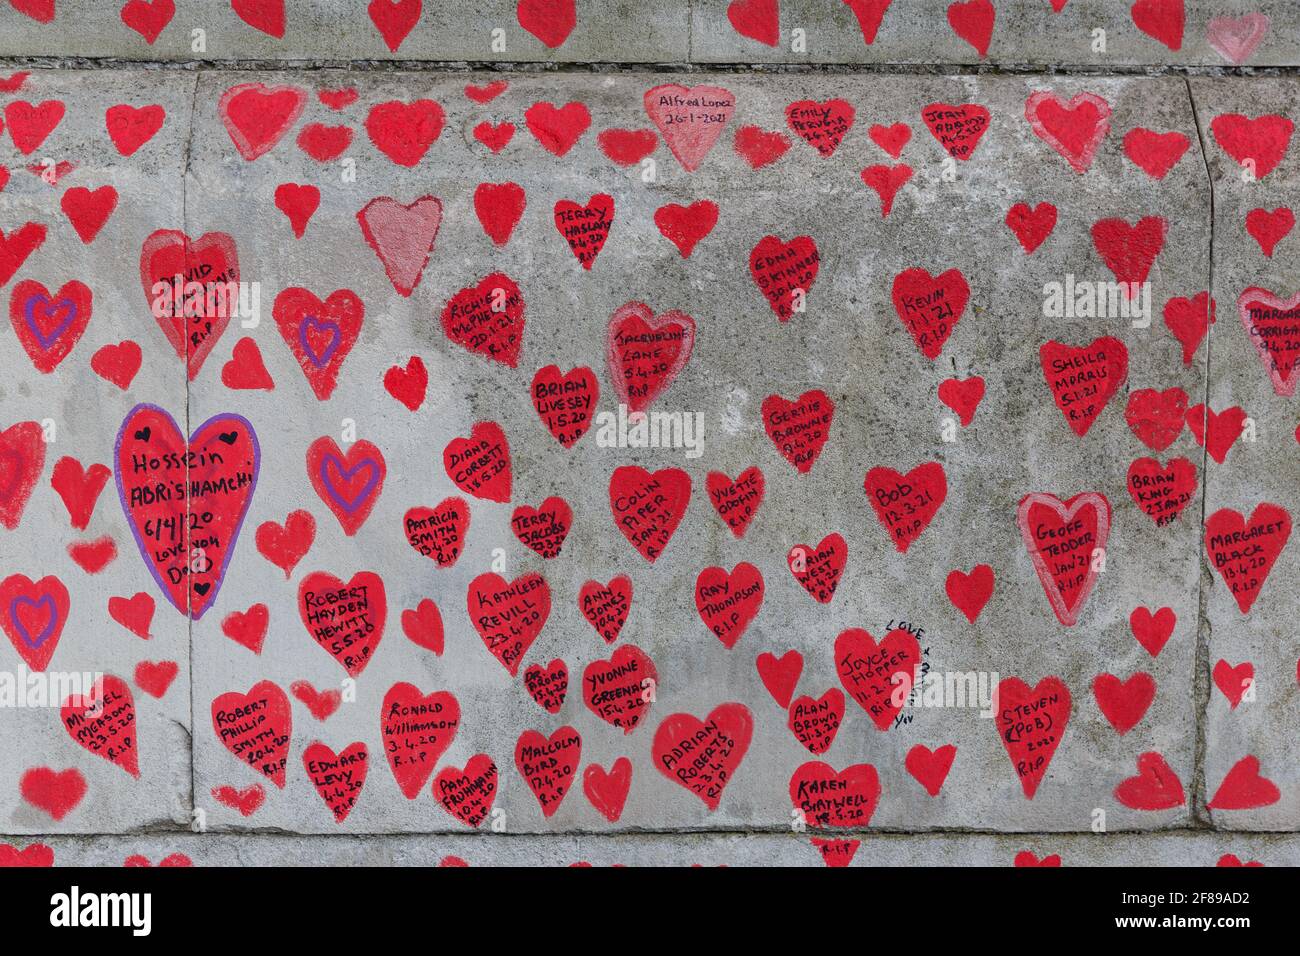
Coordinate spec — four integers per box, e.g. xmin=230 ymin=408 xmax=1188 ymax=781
xmin=0 ymin=1 xmax=1296 ymax=68
xmin=3 ymin=830 xmax=1299 ymax=866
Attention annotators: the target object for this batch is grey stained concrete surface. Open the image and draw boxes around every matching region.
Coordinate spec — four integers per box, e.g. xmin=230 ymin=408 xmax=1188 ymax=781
xmin=0 ymin=16 xmax=1297 ymax=865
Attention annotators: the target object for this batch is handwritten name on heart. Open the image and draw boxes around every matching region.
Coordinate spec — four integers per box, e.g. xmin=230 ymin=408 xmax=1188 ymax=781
xmin=643 ymin=84 xmax=736 ymax=173
xmin=1205 ymin=504 xmax=1291 ymax=614
xmin=995 ymin=676 xmax=1070 ymax=799
xmin=891 ymin=267 xmax=969 ymax=359
xmin=441 ymin=272 xmax=525 ymax=368
xmin=607 ymin=301 xmax=696 ymax=413
xmin=211 ymin=680 xmax=291 ymax=788
xmin=404 ymin=497 xmax=469 ymax=567
xmin=443 ymin=421 xmax=511 ymax=502
xmin=864 ymin=463 xmax=947 ymax=553
xmin=298 ymin=570 xmax=387 ymax=677
xmin=750 ymin=235 xmax=820 ymax=321
xmin=789 ymin=761 xmax=879 ymax=826
xmin=532 ymin=365 xmax=597 ymax=448
xmin=584 ymin=644 xmax=657 ymax=733
xmin=61 ymin=675 xmax=139 ymax=778
xmin=467 ymin=572 xmax=551 ymax=676
xmin=381 ymin=682 xmax=460 ymax=800
xmin=579 ymin=575 xmax=632 ymax=644
xmin=1236 ymin=287 xmax=1300 ymax=396
xmin=652 ymin=703 xmax=753 ymax=811
xmin=835 ymin=627 xmax=921 ymax=730
xmin=695 ymin=563 xmax=764 ymax=649
xmin=139 ymin=229 xmax=239 ymax=380
xmin=516 ymin=726 xmax=581 ymax=817
xmin=1040 ymin=337 xmax=1129 ymax=436
xmin=1017 ymin=492 xmax=1111 ymax=626
xmin=609 ymin=466 xmax=691 ymax=563
xmin=762 ymin=389 xmax=834 ymax=473
xmin=115 ymin=404 xmax=259 ymax=620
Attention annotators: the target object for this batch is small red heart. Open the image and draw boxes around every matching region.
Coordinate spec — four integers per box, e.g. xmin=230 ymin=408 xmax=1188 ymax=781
xmin=1123 ymin=127 xmax=1190 ymax=179
xmin=134 ymin=659 xmax=178 ymax=698
xmin=290 ymin=680 xmax=342 ymax=720
xmin=108 ymin=592 xmax=154 ymax=639
xmin=654 ymin=200 xmax=718 ymax=258
xmin=755 ymin=649 xmax=802 ymax=708
xmin=1208 ymin=755 xmax=1280 ymax=810
xmin=105 ymin=104 xmax=165 ymax=156
xmin=1092 ymin=672 xmax=1156 ymax=734
xmin=473 ymin=181 xmax=526 ymax=247
xmin=1114 ymin=751 xmax=1185 ymax=810
xmin=726 ymin=0 xmax=778 ymax=46
xmin=905 ymin=743 xmax=957 ymax=796
xmin=596 ymin=128 xmax=657 ymax=166
xmin=517 ymin=0 xmax=576 ymax=48
xmin=946 ymin=564 xmax=994 ymax=623
xmin=368 ymin=0 xmax=421 ymax=53
xmin=20 ymin=767 xmax=87 ymax=821
xmin=861 ymin=163 xmax=913 ymax=217
xmin=1212 ymin=659 xmax=1254 ymax=708
xmin=384 ymin=355 xmax=428 ymax=411
xmin=221 ymin=337 xmax=275 ymax=391
xmin=317 ymin=88 xmax=359 ymax=110
xmin=733 ymin=125 xmax=790 ymax=168
xmin=1245 ymin=207 xmax=1294 ymax=257
xmin=90 ymin=340 xmax=142 ymax=390
xmin=60 ymin=185 xmax=118 ymax=243
xmin=1162 ymin=292 xmax=1214 ymax=366
xmin=211 ymin=783 xmax=265 ymax=816
xmin=221 ymin=603 xmax=268 ymax=654
xmin=1131 ymin=0 xmax=1185 ymax=51
xmin=1130 ymin=606 xmax=1175 ymax=657
xmin=868 ymin=121 xmax=910 ymax=158
xmin=583 ymin=757 xmax=632 ymax=823
xmin=120 ymin=0 xmax=176 ymax=45
xmin=50 ymin=456 xmax=109 ymax=530
xmin=231 ymin=0 xmax=285 ymax=38
xmin=296 ymin=124 xmax=352 ymax=162
xmin=472 ymin=120 xmax=514 ymax=153
xmin=255 ymin=509 xmax=314 ymax=579
xmin=400 ymin=599 xmax=444 ymax=655
xmin=938 ymin=375 xmax=985 ymax=426
xmin=946 ymin=0 xmax=995 ymax=57
xmin=1186 ymin=403 xmax=1246 ymax=464
xmin=524 ymin=100 xmax=590 ymax=156
xmin=465 ymin=80 xmax=507 ymax=104
xmin=1005 ymin=201 xmax=1057 ymax=253
xmin=68 ymin=536 xmax=116 ymax=574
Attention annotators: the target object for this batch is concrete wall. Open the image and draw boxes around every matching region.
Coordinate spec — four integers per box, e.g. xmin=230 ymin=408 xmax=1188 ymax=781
xmin=1 ymin=1 xmax=1299 ymax=866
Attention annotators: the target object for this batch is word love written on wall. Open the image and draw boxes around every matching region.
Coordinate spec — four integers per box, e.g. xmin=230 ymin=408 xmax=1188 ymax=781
xmin=0 ymin=65 xmax=1294 ymax=856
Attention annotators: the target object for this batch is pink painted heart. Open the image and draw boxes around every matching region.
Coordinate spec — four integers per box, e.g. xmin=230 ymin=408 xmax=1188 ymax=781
xmin=643 ymin=83 xmax=737 ymax=173
xmin=356 ymin=195 xmax=442 ymax=297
